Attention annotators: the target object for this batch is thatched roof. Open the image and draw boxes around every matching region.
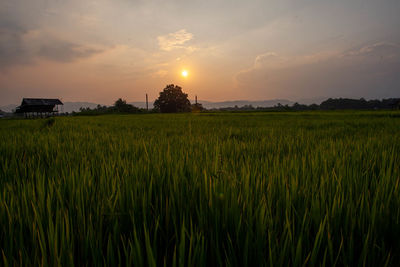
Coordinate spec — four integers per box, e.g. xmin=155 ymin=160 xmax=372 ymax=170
xmin=21 ymin=98 xmax=63 ymax=106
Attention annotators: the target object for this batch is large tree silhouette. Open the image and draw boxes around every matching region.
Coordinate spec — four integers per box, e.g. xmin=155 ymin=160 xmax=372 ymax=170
xmin=154 ymin=84 xmax=191 ymax=113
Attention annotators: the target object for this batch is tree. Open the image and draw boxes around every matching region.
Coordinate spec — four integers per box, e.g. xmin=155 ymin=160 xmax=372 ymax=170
xmin=114 ymin=98 xmax=127 ymax=110
xmin=154 ymin=84 xmax=191 ymax=113
xmin=113 ymin=98 xmax=140 ymax=113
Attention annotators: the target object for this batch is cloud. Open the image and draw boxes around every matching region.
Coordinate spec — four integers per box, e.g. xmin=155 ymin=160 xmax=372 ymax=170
xmin=0 ymin=24 xmax=104 ymax=69
xmin=38 ymin=40 xmax=103 ymax=63
xmin=0 ymin=26 xmax=31 ymax=69
xmin=152 ymin=69 xmax=168 ymax=78
xmin=235 ymin=42 xmax=400 ymax=99
xmin=343 ymin=42 xmax=400 ymax=59
xmin=0 ymin=1 xmax=105 ymax=70
xmin=0 ymin=7 xmax=36 ymax=69
xmin=254 ymin=52 xmax=279 ymax=68
xmin=157 ymin=29 xmax=194 ymax=51
xmin=235 ymin=52 xmax=286 ymax=82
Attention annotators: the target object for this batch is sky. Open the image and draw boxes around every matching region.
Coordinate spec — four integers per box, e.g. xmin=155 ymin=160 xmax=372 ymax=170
xmin=1 ymin=0 xmax=399 ymax=105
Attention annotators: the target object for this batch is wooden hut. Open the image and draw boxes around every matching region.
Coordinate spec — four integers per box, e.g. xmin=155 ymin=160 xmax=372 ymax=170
xmin=16 ymin=98 xmax=63 ymax=118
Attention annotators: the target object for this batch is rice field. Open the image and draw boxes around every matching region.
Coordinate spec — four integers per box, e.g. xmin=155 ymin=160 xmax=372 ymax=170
xmin=1 ymin=111 xmax=400 ymax=266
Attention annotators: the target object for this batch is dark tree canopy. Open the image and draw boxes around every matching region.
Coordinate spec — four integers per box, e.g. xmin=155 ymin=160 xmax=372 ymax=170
xmin=113 ymin=98 xmax=140 ymax=113
xmin=77 ymin=98 xmax=140 ymax=115
xmin=154 ymin=84 xmax=191 ymax=113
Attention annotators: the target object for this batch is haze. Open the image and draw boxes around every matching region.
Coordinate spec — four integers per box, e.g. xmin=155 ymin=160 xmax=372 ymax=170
xmin=1 ymin=0 xmax=399 ymax=106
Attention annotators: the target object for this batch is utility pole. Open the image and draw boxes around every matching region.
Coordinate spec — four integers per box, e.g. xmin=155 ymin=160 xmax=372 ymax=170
xmin=146 ymin=93 xmax=149 ymax=111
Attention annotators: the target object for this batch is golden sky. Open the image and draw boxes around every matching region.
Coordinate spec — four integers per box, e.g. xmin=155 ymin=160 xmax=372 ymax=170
xmin=1 ymin=0 xmax=400 ymax=105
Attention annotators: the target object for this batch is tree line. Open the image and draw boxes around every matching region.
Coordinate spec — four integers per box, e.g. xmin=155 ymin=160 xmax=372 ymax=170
xmin=74 ymin=84 xmax=203 ymax=115
xmin=74 ymin=84 xmax=400 ymax=115
xmin=226 ymin=98 xmax=400 ymax=112
xmin=75 ymin=98 xmax=142 ymax=115
xmin=211 ymin=98 xmax=400 ymax=112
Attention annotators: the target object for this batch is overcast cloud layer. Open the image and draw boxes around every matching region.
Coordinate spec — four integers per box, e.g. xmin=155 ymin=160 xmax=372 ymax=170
xmin=1 ymin=0 xmax=399 ymax=105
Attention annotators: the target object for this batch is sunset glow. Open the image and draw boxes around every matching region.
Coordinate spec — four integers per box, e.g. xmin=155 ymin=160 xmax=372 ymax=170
xmin=0 ymin=0 xmax=399 ymax=107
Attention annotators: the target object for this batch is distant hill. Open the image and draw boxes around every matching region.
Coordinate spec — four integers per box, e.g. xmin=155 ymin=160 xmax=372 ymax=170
xmin=0 ymin=104 xmax=18 ymax=113
xmin=128 ymin=99 xmax=293 ymax=109
xmin=62 ymin=102 xmax=103 ymax=113
xmin=198 ymin=99 xmax=293 ymax=109
xmin=297 ymin=97 xmax=326 ymax=105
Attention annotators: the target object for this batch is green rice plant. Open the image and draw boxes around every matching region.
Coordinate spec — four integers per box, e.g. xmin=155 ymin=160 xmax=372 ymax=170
xmin=0 ymin=111 xmax=399 ymax=266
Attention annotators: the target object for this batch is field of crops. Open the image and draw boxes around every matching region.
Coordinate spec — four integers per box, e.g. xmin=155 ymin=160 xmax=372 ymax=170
xmin=1 ymin=111 xmax=400 ymax=266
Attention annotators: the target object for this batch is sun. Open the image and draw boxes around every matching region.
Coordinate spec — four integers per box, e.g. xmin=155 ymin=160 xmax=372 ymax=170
xmin=181 ymin=70 xmax=188 ymax=77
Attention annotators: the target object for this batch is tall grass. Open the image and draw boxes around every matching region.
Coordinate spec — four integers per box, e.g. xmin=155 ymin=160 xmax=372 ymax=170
xmin=1 ymin=111 xmax=400 ymax=266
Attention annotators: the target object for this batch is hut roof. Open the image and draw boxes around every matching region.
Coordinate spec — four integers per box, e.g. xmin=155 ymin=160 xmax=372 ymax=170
xmin=21 ymin=98 xmax=63 ymax=106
